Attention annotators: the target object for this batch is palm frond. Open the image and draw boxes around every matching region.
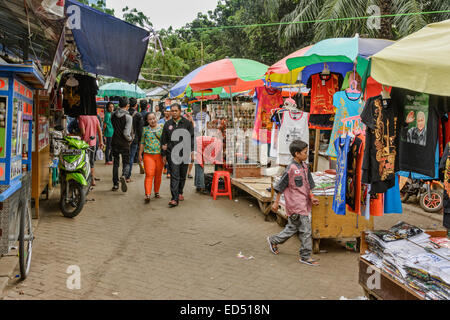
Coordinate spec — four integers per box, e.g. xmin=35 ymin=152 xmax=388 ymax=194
xmin=392 ymin=0 xmax=429 ymax=37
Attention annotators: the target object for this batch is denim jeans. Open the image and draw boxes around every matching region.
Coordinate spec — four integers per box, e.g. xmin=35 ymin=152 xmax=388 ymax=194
xmin=105 ymin=137 xmax=113 ymax=163
xmin=126 ymin=143 xmax=139 ymax=179
xmin=112 ymin=146 xmax=130 ymax=186
xmin=194 ymin=164 xmax=205 ymax=189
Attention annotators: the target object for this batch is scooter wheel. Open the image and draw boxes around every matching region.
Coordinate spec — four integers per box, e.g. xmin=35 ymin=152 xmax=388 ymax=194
xmin=60 ymin=181 xmax=86 ymax=218
xmin=420 ymin=191 xmax=443 ymax=213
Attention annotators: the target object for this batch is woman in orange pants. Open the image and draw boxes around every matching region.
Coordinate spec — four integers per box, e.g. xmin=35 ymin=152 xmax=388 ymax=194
xmin=139 ymin=113 xmax=164 ymax=203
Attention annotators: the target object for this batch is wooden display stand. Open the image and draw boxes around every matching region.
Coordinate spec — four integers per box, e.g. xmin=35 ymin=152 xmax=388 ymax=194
xmin=231 ymin=176 xmax=274 ymax=219
xmin=275 ymin=195 xmax=374 ymax=253
xmin=31 ymin=91 xmax=50 ymax=219
xmin=358 ymin=230 xmax=447 ymax=300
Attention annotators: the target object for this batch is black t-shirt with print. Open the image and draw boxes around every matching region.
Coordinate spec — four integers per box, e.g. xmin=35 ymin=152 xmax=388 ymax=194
xmin=399 ymin=90 xmax=447 ymax=178
xmin=361 ymin=89 xmax=403 ymax=194
xmin=346 ymin=136 xmax=363 ymax=211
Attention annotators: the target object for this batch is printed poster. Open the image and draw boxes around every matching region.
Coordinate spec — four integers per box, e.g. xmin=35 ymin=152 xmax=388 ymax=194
xmin=403 ymin=93 xmax=429 ymax=147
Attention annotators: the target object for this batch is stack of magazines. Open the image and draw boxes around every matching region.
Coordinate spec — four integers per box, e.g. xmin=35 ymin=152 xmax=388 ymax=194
xmin=362 ymin=222 xmax=450 ymax=300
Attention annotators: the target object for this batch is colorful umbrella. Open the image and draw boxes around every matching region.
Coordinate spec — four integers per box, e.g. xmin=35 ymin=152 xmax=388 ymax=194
xmin=266 ymin=45 xmax=312 ymax=85
xmin=169 ymin=58 xmax=268 ymax=98
xmin=285 ymin=37 xmax=395 ymax=82
xmin=98 ymin=82 xmax=147 ymax=98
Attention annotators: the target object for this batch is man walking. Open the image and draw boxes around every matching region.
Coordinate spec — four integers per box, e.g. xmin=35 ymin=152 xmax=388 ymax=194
xmin=126 ymin=98 xmax=144 ymax=182
xmin=111 ymin=97 xmax=133 ymax=192
xmin=103 ymin=102 xmax=114 ymax=165
xmin=161 ymin=103 xmax=194 ymax=208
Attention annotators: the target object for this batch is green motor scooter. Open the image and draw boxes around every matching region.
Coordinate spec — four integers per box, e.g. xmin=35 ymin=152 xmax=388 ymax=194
xmin=57 ymin=136 xmax=93 ymax=218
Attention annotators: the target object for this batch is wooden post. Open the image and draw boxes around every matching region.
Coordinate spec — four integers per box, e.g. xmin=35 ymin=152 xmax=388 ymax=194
xmin=313 ymin=129 xmax=320 ymax=172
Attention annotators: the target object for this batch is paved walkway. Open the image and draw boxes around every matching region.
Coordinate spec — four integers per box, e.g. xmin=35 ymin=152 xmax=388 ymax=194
xmin=1 ymin=163 xmax=445 ymax=300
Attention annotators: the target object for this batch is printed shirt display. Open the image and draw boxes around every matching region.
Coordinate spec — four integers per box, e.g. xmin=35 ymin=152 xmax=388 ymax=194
xmin=439 ymin=143 xmax=450 ymax=228
xmin=399 ymin=91 xmax=443 ymax=178
xmin=252 ymin=87 xmax=284 ymax=143
xmin=141 ymin=126 xmax=163 ymax=154
xmin=308 ymin=73 xmax=340 ymax=130
xmin=345 ymin=135 xmax=363 ymax=214
xmin=384 ymin=174 xmax=403 ymax=214
xmin=333 ymin=135 xmax=352 ymax=215
xmin=326 ymin=91 xmax=364 ymax=158
xmin=361 ymin=90 xmax=403 ymax=194
xmin=277 ymin=111 xmax=309 ymax=165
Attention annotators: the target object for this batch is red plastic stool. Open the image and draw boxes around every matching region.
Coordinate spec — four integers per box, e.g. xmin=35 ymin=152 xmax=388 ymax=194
xmin=211 ymin=171 xmax=232 ymax=200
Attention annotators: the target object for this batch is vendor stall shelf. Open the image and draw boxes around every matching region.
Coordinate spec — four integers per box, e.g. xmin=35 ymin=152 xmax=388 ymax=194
xmin=0 ymin=62 xmax=39 ymax=279
xmin=275 ymin=196 xmax=374 ymax=254
xmin=358 ymin=230 xmax=447 ymax=300
xmin=32 ymin=90 xmax=51 ymax=218
xmin=231 ymin=177 xmax=274 ymax=219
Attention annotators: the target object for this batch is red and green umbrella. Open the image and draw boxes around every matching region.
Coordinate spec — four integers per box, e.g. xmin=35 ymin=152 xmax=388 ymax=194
xmin=169 ymin=58 xmax=268 ymax=98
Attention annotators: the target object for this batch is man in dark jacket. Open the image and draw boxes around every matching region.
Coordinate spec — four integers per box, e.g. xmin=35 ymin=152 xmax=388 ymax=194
xmin=126 ymin=97 xmax=143 ymax=182
xmin=161 ymin=103 xmax=194 ymax=208
xmin=111 ymin=97 xmax=133 ymax=192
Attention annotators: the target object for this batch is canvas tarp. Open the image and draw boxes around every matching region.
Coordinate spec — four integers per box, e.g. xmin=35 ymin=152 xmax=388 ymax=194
xmin=371 ymin=19 xmax=450 ymax=97
xmin=65 ymin=0 xmax=150 ymax=83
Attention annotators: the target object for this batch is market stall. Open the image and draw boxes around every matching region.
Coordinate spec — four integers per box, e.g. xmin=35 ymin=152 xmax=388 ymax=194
xmin=0 ymin=62 xmax=41 ymax=278
xmin=359 ymin=222 xmax=449 ymax=300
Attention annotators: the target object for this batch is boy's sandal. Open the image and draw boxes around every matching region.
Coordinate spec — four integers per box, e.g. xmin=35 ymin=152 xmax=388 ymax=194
xmin=299 ymin=258 xmax=319 ymax=266
xmin=267 ymin=237 xmax=279 ymax=255
xmin=155 ymin=193 xmax=161 ymax=199
xmin=145 ymin=195 xmax=151 ymax=203
xmin=112 ymin=185 xmax=119 ymax=192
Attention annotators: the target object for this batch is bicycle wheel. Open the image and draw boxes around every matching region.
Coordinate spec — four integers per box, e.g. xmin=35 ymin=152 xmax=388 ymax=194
xmin=19 ymin=200 xmax=33 ymax=280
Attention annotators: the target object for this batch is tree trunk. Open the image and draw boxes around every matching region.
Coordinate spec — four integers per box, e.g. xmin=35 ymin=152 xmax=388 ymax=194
xmin=379 ymin=0 xmax=394 ymax=39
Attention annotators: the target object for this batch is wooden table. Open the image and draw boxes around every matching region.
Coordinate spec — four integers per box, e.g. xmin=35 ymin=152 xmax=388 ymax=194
xmin=275 ymin=195 xmax=374 ymax=253
xmin=358 ymin=230 xmax=447 ymax=300
xmin=231 ymin=177 xmax=273 ymax=220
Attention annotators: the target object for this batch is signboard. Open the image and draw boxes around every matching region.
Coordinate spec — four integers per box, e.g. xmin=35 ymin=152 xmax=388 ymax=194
xmin=45 ymin=29 xmax=66 ymax=93
xmin=0 ymin=96 xmax=7 ymax=158
xmin=0 ymin=78 xmax=8 ymax=91
xmin=0 ymin=163 xmax=5 ymax=181
xmin=10 ymin=159 xmax=22 ymax=180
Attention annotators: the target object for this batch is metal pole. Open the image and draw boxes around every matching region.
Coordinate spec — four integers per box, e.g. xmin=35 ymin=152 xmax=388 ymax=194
xmin=229 ymin=86 xmax=236 ymax=178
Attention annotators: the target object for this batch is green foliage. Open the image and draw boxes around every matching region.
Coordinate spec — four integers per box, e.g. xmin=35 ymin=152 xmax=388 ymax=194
xmin=77 ymin=0 xmax=115 ymax=16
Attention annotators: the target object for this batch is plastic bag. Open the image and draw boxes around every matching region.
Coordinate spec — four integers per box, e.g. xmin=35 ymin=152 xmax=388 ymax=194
xmin=96 ymin=148 xmax=104 ymax=161
xmin=41 ymin=0 xmax=65 ymax=17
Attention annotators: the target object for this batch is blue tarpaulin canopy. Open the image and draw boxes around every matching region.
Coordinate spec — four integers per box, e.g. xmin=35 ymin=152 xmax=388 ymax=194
xmin=65 ymin=0 xmax=150 ymax=83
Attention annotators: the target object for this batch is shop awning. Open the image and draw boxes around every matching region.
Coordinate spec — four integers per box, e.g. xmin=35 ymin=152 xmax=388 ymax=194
xmin=65 ymin=0 xmax=150 ymax=83
xmin=371 ymin=19 xmax=450 ymax=97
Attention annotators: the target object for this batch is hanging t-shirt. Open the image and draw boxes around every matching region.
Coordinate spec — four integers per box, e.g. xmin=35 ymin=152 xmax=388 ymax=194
xmin=345 ymin=136 xmax=363 ymax=213
xmin=361 ymin=89 xmax=403 ymax=194
xmin=333 ymin=135 xmax=352 ymax=215
xmin=370 ymin=193 xmax=384 ymax=217
xmin=399 ymin=91 xmax=443 ymax=178
xmin=308 ymin=73 xmax=341 ymax=130
xmin=252 ymin=87 xmax=284 ymax=144
xmin=277 ymin=111 xmax=309 ymax=165
xmin=60 ymin=74 xmax=98 ymax=118
xmin=326 ymin=91 xmax=364 ymax=158
xmin=384 ymin=174 xmax=403 ymax=214
xmin=440 ymin=142 xmax=450 ymax=229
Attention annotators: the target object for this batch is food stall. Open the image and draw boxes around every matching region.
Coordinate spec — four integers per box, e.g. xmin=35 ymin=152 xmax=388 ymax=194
xmin=0 ymin=62 xmax=41 ymax=278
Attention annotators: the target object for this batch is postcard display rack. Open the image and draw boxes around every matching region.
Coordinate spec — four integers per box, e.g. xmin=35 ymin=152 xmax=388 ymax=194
xmin=0 ymin=63 xmax=38 ymax=254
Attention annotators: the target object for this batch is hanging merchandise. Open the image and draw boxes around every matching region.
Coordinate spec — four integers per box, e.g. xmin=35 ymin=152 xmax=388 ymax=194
xmin=333 ymin=135 xmax=352 ymax=215
xmin=399 ymin=91 xmax=446 ymax=178
xmin=307 ymin=71 xmax=342 ymax=130
xmin=346 ymin=134 xmax=364 ymax=214
xmin=440 ymin=143 xmax=450 ymax=230
xmin=361 ymin=89 xmax=403 ymax=194
xmin=384 ymin=174 xmax=403 ymax=214
xmin=252 ymin=86 xmax=284 ymax=144
xmin=326 ymin=91 xmax=364 ymax=158
xmin=439 ymin=114 xmax=450 ymax=157
xmin=277 ymin=110 xmax=309 ymax=165
xmin=60 ymin=73 xmax=98 ymax=118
